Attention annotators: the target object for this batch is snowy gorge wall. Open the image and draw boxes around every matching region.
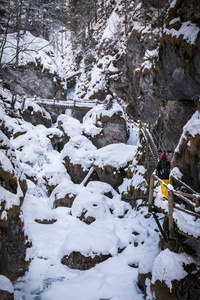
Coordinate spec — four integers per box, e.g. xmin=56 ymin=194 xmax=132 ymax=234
xmin=65 ymin=0 xmax=200 ymax=151
xmin=0 ymin=0 xmax=200 ymax=299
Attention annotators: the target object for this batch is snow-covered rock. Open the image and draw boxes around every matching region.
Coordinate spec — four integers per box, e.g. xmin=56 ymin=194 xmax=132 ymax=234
xmin=83 ymin=98 xmax=128 ymax=148
xmin=61 ymin=135 xmax=96 ymax=183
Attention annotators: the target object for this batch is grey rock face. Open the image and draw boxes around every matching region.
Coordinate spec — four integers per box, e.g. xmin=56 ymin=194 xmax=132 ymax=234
xmin=111 ymin=33 xmax=144 ymax=112
xmin=22 ymin=106 xmax=52 ymax=128
xmin=89 ymin=114 xmax=128 ymax=148
xmin=157 ymin=100 xmax=196 ymax=149
xmin=0 ymin=65 xmax=66 ymax=99
xmin=173 ymin=131 xmax=200 ymax=193
xmin=154 ymin=41 xmax=200 ymax=102
xmin=73 ymin=108 xmax=93 ymax=123
xmin=0 ymin=131 xmax=28 ymax=281
xmin=93 ymin=164 xmax=126 ymax=190
xmin=0 ymin=219 xmax=28 ymax=281
xmin=108 ymin=0 xmax=199 ymax=153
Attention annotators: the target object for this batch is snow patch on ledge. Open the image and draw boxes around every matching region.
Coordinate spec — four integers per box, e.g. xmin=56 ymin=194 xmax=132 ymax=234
xmin=0 ymin=275 xmax=14 ymax=293
xmin=164 ymin=21 xmax=200 ymax=44
xmin=175 ymin=110 xmax=200 ymax=153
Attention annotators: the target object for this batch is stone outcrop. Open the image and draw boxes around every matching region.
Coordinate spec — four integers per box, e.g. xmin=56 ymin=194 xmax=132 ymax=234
xmin=22 ymin=103 xmax=52 ymax=128
xmin=172 ymin=112 xmax=200 ymax=192
xmin=119 ymin=162 xmax=148 ymax=203
xmin=61 ymin=251 xmax=111 ymax=270
xmin=62 ymin=156 xmax=91 ymax=184
xmin=0 ymin=219 xmax=28 ymax=281
xmin=46 ymin=129 xmax=64 ymax=151
xmin=138 ymin=261 xmax=200 ymax=300
xmin=0 ymin=64 xmax=66 ymax=100
xmin=89 ymin=113 xmax=128 ymax=148
xmin=54 ymin=192 xmax=76 ymax=208
xmin=61 ymin=135 xmax=97 ymax=184
xmin=151 ymin=264 xmax=200 ymax=300
xmin=73 ymin=107 xmax=93 ymax=123
xmin=93 ymin=164 xmax=125 ymax=190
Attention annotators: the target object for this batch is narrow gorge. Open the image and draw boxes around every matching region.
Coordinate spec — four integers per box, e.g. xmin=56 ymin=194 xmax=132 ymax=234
xmin=0 ymin=0 xmax=200 ymax=299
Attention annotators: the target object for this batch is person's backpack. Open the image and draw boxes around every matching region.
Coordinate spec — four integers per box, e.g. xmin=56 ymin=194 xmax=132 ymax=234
xmin=160 ymin=160 xmax=170 ymax=177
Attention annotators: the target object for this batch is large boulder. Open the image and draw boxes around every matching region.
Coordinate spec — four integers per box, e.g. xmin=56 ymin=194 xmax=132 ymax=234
xmin=49 ymin=181 xmax=83 ymax=208
xmin=138 ymin=248 xmax=200 ymax=300
xmin=56 ymin=114 xmax=84 ymax=147
xmin=93 ymin=143 xmax=137 ymax=189
xmin=90 ymin=113 xmax=128 ymax=148
xmin=151 ymin=252 xmax=200 ymax=300
xmin=61 ymin=223 xmax=120 ymax=270
xmin=83 ymin=98 xmax=128 ymax=148
xmin=22 ymin=100 xmax=52 ymax=128
xmin=61 ymin=135 xmax=97 ymax=184
xmin=71 ymin=186 xmax=131 ymax=224
xmin=61 ymin=251 xmax=111 ymax=271
xmin=118 ymin=161 xmax=148 ymax=202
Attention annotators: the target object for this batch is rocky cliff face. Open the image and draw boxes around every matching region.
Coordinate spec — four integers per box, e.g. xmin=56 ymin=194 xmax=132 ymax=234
xmin=62 ymin=0 xmax=199 ymax=159
xmin=0 ymin=129 xmax=28 ymax=281
xmin=0 ymin=65 xmax=66 ymax=100
xmin=172 ymin=103 xmax=200 ymax=192
xmin=110 ymin=0 xmax=200 ymax=152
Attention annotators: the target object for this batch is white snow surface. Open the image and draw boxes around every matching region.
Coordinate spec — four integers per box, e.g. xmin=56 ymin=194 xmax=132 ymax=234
xmin=0 ymin=275 xmax=14 ymax=293
xmin=1 ymin=31 xmax=66 ymax=80
xmin=61 ymin=135 xmax=96 ymax=171
xmin=0 ymin=86 xmax=199 ymax=299
xmin=164 ymin=21 xmax=200 ymax=44
xmin=152 ymin=249 xmax=194 ymax=291
xmin=4 ymin=103 xmax=196 ymax=299
xmin=94 ymin=143 xmax=136 ymax=169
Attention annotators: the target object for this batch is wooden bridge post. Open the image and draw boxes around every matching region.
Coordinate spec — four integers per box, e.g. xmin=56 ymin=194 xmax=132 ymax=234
xmin=148 ymin=175 xmax=155 ymax=212
xmin=139 ymin=121 xmax=141 ymax=133
xmin=168 ymin=189 xmax=174 ymax=238
xmin=72 ymin=99 xmax=76 ymax=115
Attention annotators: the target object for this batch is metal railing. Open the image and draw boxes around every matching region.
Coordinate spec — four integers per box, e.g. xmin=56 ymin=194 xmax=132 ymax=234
xmin=149 ymin=173 xmax=200 ymax=241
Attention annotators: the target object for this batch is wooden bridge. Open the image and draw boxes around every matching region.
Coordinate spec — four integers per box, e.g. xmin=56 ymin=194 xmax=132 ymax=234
xmin=34 ymin=98 xmax=99 ymax=110
xmin=127 ymin=112 xmax=200 ymax=246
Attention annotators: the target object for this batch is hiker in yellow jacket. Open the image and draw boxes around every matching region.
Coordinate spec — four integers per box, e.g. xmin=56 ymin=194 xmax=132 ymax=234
xmin=156 ymin=152 xmax=171 ymax=197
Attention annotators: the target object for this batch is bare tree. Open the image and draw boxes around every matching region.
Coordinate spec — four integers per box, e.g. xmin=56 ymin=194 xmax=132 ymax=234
xmin=0 ymin=17 xmax=10 ymax=64
xmin=15 ymin=0 xmax=23 ymax=66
